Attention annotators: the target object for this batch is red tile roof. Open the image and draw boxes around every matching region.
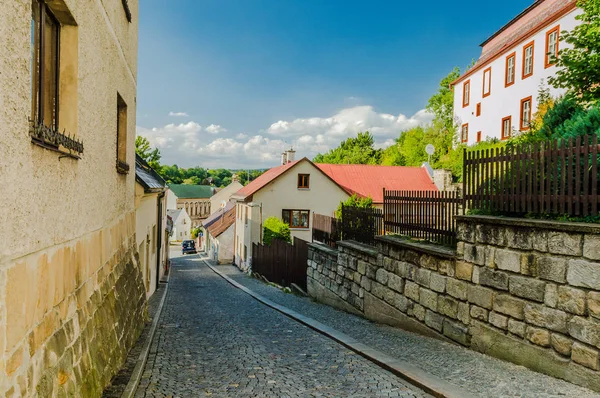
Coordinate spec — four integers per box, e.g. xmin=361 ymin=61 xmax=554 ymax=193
xmin=232 ymin=160 xmax=302 ymax=200
xmin=207 ymin=206 xmax=236 ymax=237
xmin=315 ymin=164 xmax=437 ymax=203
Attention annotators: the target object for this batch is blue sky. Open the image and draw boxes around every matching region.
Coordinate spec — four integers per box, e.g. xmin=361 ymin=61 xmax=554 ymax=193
xmin=136 ymin=0 xmax=533 ymax=168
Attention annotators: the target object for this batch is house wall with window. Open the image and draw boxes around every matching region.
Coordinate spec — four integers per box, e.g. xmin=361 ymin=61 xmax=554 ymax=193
xmin=452 ymin=1 xmax=580 ymax=145
xmin=0 ymin=1 xmax=145 ymax=396
xmin=233 ymin=161 xmax=349 ymax=271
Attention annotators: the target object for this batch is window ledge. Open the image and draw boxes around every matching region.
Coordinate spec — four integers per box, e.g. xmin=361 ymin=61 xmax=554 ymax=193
xmin=297 ymin=188 xmax=310 ymax=191
xmin=290 ymin=228 xmax=310 ymax=231
xmin=116 ymin=160 xmax=130 ymax=174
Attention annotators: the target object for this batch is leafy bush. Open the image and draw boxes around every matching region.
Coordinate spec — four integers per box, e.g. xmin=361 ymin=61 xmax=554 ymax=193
xmin=263 ymin=217 xmax=291 ymax=245
xmin=335 ymin=194 xmax=373 ymax=219
xmin=191 ymin=227 xmax=201 ymax=239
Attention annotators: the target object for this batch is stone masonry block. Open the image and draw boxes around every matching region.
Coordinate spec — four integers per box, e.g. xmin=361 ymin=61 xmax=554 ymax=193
xmin=526 ymin=326 xmax=551 ymax=347
xmin=537 ymin=256 xmax=567 ymax=283
xmin=589 ymin=291 xmax=600 ymax=320
xmin=494 ymin=249 xmax=521 ymax=273
xmin=567 ymin=259 xmax=600 ymax=290
xmin=387 ymin=274 xmax=404 ymax=294
xmin=470 ymin=305 xmax=489 ymax=322
xmin=532 ymin=230 xmax=549 ymax=252
xmin=420 ymin=255 xmax=439 ymax=271
xmin=545 ymin=284 xmax=558 ymax=308
xmin=468 ymin=285 xmax=494 ymax=310
xmin=508 ymin=275 xmax=545 ymax=302
xmin=430 ymin=273 xmax=446 ymax=293
xmin=360 ymin=275 xmax=372 ymax=292
xmin=572 ymin=342 xmax=600 ymax=371
xmin=489 ymin=312 xmax=508 ymax=330
xmin=551 ymin=333 xmax=573 ymax=357
xmin=476 ymin=224 xmax=507 ymax=246
xmin=456 ymin=241 xmax=465 ymax=258
xmin=520 ymin=253 xmax=537 ymax=276
xmin=415 ymin=268 xmax=432 ymax=288
xmin=484 ymin=246 xmax=496 ymax=268
xmin=524 ymin=303 xmax=568 ymax=334
xmin=455 ymin=261 xmax=473 ymax=281
xmin=464 ymin=243 xmax=486 ymax=266
xmin=397 ymin=261 xmax=415 ymax=280
xmin=568 ymin=316 xmax=600 ymax=349
xmin=479 ymin=267 xmax=508 ymax=290
xmin=443 ymin=319 xmax=471 ymax=346
xmin=583 ymin=235 xmax=600 ymax=261
xmin=438 ymin=295 xmax=458 ymax=319
xmin=404 ymin=280 xmax=420 ymax=301
xmin=446 ymin=278 xmax=468 ymax=300
xmin=457 ymin=302 xmax=470 ymax=325
xmin=419 ymin=288 xmax=438 ymax=312
xmin=366 ymin=264 xmax=377 ymax=280
xmin=371 ymin=282 xmax=386 ymax=300
xmin=413 ymin=303 xmax=426 ymax=321
xmin=508 ymin=319 xmax=526 ymax=338
xmin=393 ymin=293 xmax=410 ymax=313
xmin=383 ymin=256 xmax=395 ymax=273
xmin=472 ymin=266 xmax=481 ymax=284
xmin=425 ymin=310 xmax=444 ymax=332
xmin=457 ymin=222 xmax=475 ymax=243
xmin=557 ymin=286 xmax=587 ymax=315
xmin=493 ymin=294 xmax=526 ymax=320
xmin=357 ymin=260 xmax=367 ymax=275
xmin=438 ymin=260 xmax=455 ymax=277
xmin=506 ymin=227 xmax=533 ymax=250
xmin=375 ymin=268 xmax=389 ymax=285
xmin=548 ymin=232 xmax=583 ymax=256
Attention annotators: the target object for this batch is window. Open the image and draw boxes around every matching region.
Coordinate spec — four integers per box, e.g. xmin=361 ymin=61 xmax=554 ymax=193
xmin=282 ymin=209 xmax=310 ymax=229
xmin=520 ymin=97 xmax=532 ymax=131
xmin=482 ymin=67 xmax=492 ymax=98
xmin=462 ymin=80 xmax=470 ymax=107
xmin=31 ymin=0 xmax=60 ymax=130
xmin=502 ymin=116 xmax=512 ymax=140
xmin=476 ymin=103 xmax=481 ymax=117
xmin=116 ymin=93 xmax=129 ymax=173
xmin=298 ymin=174 xmax=310 ymax=189
xmin=545 ymin=26 xmax=559 ymax=68
xmin=461 ymin=124 xmax=469 ymax=143
xmin=243 ymin=245 xmax=247 ymax=261
xmin=244 ymin=206 xmax=248 ymax=225
xmin=476 ymin=131 xmax=482 ymax=143
xmin=522 ymin=41 xmax=534 ymax=78
xmin=505 ymin=52 xmax=516 ymax=87
xmin=152 ymin=225 xmax=156 ymax=254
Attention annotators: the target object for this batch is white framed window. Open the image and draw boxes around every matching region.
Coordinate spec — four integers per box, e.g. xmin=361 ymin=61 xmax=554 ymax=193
xmin=502 ymin=116 xmax=512 ymax=139
xmin=461 ymin=124 xmax=468 ymax=143
xmin=482 ymin=67 xmax=491 ymax=97
xmin=545 ymin=26 xmax=559 ymax=67
xmin=505 ymin=53 xmax=516 ymax=86
xmin=523 ymin=42 xmax=534 ymax=78
xmin=462 ymin=80 xmax=470 ymax=107
xmin=520 ymin=97 xmax=532 ymax=130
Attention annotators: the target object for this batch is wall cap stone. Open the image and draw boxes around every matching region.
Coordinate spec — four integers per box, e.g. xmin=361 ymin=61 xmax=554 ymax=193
xmin=307 ymin=242 xmax=339 ymax=257
xmin=456 ymin=215 xmax=600 ymax=235
xmin=337 ymin=240 xmax=379 ymax=257
xmin=376 ymin=235 xmax=456 ymax=260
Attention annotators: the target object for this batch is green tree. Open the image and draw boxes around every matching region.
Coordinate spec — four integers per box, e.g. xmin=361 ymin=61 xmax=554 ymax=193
xmin=335 ymin=194 xmax=373 ymax=219
xmin=313 ymin=132 xmax=382 ymax=164
xmin=549 ymin=0 xmax=600 ymax=105
xmin=135 ymin=136 xmax=162 ymax=170
xmin=263 ymin=217 xmax=292 ymax=245
xmin=427 ymin=67 xmax=461 ymax=134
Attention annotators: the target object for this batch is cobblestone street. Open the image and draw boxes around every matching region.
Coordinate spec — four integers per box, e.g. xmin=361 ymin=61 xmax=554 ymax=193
xmin=134 ymin=251 xmax=431 ymax=397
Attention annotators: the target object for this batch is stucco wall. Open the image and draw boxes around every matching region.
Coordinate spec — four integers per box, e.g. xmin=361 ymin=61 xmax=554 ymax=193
xmin=0 ymin=0 xmax=144 ymax=395
xmin=208 ymin=224 xmax=235 ymax=264
xmin=308 ymin=216 xmax=600 ymax=391
xmin=453 ymin=8 xmax=580 ymax=144
xmin=135 ymin=184 xmax=162 ymax=297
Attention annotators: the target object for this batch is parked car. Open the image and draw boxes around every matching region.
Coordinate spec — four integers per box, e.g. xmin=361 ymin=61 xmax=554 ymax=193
xmin=182 ymin=240 xmax=197 ymax=255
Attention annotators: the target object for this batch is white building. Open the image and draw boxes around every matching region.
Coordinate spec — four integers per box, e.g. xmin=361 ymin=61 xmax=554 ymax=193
xmin=451 ymin=0 xmax=580 ymax=144
xmin=167 ymin=208 xmax=192 ymax=242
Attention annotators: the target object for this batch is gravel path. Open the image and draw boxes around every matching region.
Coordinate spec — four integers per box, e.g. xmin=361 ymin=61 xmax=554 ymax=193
xmin=133 ymin=252 xmax=431 ymax=397
xmin=213 ymin=258 xmax=600 ymax=398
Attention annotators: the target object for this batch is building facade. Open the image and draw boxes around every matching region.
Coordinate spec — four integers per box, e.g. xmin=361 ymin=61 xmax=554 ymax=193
xmin=204 ymin=203 xmax=236 ymax=264
xmin=167 ymin=209 xmax=192 ymax=242
xmin=167 ymin=184 xmax=215 ymax=227
xmin=452 ymin=0 xmax=580 ymax=144
xmin=0 ymin=0 xmax=146 ymax=396
xmin=135 ymin=155 xmax=168 ymax=298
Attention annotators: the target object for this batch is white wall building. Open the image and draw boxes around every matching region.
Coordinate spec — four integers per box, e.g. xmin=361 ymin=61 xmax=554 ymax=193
xmin=167 ymin=208 xmax=192 ymax=242
xmin=452 ymin=0 xmax=580 ymax=145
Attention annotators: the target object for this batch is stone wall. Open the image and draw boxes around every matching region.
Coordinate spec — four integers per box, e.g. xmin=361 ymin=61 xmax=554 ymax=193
xmin=307 ymin=215 xmax=600 ymax=391
xmin=0 ymin=213 xmax=147 ymax=397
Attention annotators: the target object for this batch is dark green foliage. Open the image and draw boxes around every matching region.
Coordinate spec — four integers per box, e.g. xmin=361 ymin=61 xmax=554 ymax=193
xmin=135 ymin=136 xmax=162 ymax=171
xmin=263 ymin=217 xmax=292 ymax=245
xmin=313 ymin=132 xmax=382 ymax=164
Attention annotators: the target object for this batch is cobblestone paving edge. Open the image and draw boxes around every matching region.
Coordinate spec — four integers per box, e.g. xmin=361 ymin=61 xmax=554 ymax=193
xmin=202 ymin=258 xmax=475 ymax=398
xmin=121 ymin=273 xmax=171 ymax=398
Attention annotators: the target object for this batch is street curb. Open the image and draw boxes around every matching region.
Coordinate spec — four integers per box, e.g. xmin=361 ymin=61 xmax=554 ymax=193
xmin=120 ymin=272 xmax=170 ymax=398
xmin=202 ymin=259 xmax=475 ymax=398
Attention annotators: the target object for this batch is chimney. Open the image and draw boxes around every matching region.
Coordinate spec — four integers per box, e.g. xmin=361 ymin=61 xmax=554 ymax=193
xmin=285 ymin=148 xmax=296 ymax=163
xmin=281 ymin=151 xmax=288 ymax=166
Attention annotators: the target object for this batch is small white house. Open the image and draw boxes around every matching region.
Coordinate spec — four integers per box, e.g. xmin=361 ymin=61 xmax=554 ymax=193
xmin=451 ymin=0 xmax=580 ymax=144
xmin=167 ymin=208 xmax=192 ymax=242
xmin=203 ymin=202 xmax=236 ymax=264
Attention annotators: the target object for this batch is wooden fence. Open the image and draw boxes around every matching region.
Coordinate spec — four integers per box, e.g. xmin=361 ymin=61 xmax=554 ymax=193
xmin=340 ymin=205 xmax=384 ymax=246
xmin=252 ymin=237 xmax=309 ymax=290
xmin=383 ymin=189 xmax=462 ymax=246
xmin=464 ymin=135 xmax=599 ymax=217
xmin=312 ymin=213 xmax=340 ymax=248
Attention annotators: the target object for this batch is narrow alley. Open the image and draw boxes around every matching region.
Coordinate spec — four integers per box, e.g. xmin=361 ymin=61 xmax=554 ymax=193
xmin=134 ymin=251 xmax=431 ymax=397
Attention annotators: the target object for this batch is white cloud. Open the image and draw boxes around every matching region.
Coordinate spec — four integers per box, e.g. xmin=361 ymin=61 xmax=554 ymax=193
xmin=169 ymin=111 xmax=189 ymax=117
xmin=205 ymin=124 xmax=227 ymax=134
xmin=137 ymin=105 xmax=433 ymax=169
